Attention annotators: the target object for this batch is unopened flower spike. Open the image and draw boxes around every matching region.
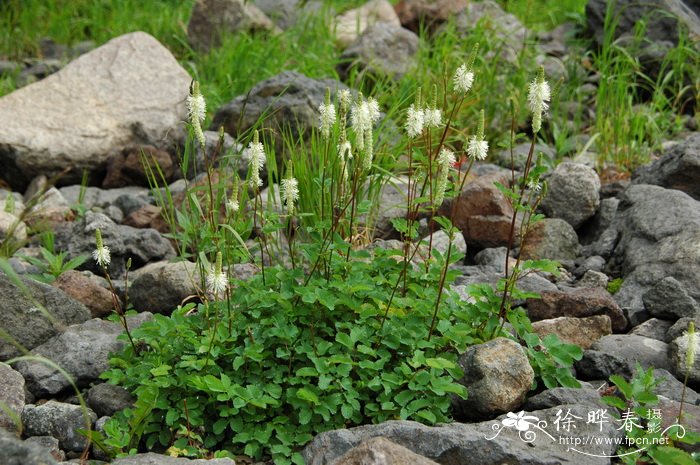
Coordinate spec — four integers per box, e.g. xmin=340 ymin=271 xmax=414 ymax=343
xmin=93 ymin=228 xmax=111 ymax=268
xmin=688 ymin=321 xmax=697 ymax=368
xmin=247 ymin=130 xmax=266 ymax=189
xmin=528 ymin=66 xmax=551 ymax=134
xmin=227 ymin=175 xmax=240 ymax=213
xmin=280 ymin=170 xmax=300 ymax=215
xmin=467 ymin=109 xmax=488 ymax=160
xmin=434 ymin=148 xmax=456 ymax=207
xmin=319 ymin=88 xmax=336 ymax=139
xmin=206 ymin=251 xmax=228 ymax=296
xmin=187 ymin=81 xmax=207 ymax=148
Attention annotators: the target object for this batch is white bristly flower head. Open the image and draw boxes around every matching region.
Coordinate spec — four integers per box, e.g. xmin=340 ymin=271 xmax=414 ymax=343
xmin=280 ymin=175 xmax=299 ymax=215
xmin=467 ymin=109 xmax=488 ymax=161
xmin=528 ymin=66 xmax=551 ymax=134
xmin=453 ymin=64 xmax=474 ymax=94
xmin=338 ymin=89 xmax=352 ymax=111
xmin=206 ymin=251 xmax=228 ymax=296
xmin=246 ymin=130 xmax=266 ymax=189
xmin=227 ymin=176 xmax=240 ymax=213
xmin=92 ymin=228 xmax=111 ymax=268
xmin=187 ymin=81 xmax=207 ymax=148
xmin=405 ymin=104 xmax=425 ymax=138
xmin=424 ymin=108 xmax=442 ymax=128
xmin=318 ymin=88 xmax=336 ymax=139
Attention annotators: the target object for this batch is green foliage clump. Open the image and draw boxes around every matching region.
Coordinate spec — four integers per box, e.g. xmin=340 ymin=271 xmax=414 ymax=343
xmin=102 ymin=246 xmax=477 ymax=464
xmin=607 ymin=277 xmax=623 ymax=294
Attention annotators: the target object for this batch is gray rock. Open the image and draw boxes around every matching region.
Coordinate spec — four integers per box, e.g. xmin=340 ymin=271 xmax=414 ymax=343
xmin=0 ymin=272 xmax=91 ymax=361
xmin=24 ymin=436 xmax=64 ymax=462
xmin=630 ymin=318 xmax=674 ymax=342
xmin=0 ymin=427 xmax=58 ymax=465
xmin=585 ymin=0 xmax=700 ymax=59
xmin=523 ymin=386 xmax=605 ymax=411
xmin=212 ymin=71 xmax=350 ymax=159
xmin=87 ymin=383 xmax=135 ymax=417
xmin=334 ymin=0 xmax=400 ymax=47
xmin=573 ymin=256 xmax=606 ymax=279
xmin=576 ymin=270 xmax=609 ymax=289
xmin=0 ymin=363 xmax=24 ymax=433
xmin=540 ymin=162 xmax=601 ymax=229
xmin=54 ymin=211 xmax=175 ymax=277
xmin=493 ymin=142 xmax=556 ymax=171
xmin=0 ymin=211 xmax=27 ymax=243
xmin=253 ymin=0 xmax=324 ymax=30
xmin=591 ymin=334 xmax=670 ymax=371
xmin=653 ymin=368 xmax=700 ymax=405
xmin=453 ymin=0 xmax=531 ymax=65
xmin=580 ymin=197 xmax=619 ymax=246
xmin=643 ymin=276 xmax=700 ymax=320
xmin=331 ymin=436 xmax=439 ymax=465
xmin=669 ymin=332 xmax=700 ymax=386
xmin=606 ymin=185 xmax=700 ymax=321
xmin=129 ymin=260 xmax=199 ymax=314
xmin=188 ymin=0 xmax=279 ymax=52
xmin=0 ymin=32 xmax=190 ymax=191
xmin=531 ymin=315 xmax=611 ymax=350
xmin=373 ymin=176 xmax=410 ymax=239
xmin=112 ymin=452 xmax=236 ymax=464
xmin=422 ymin=229 xmax=467 ymax=258
xmin=453 ymin=338 xmax=533 ymax=421
xmin=633 ymin=133 xmax=700 ymax=200
xmin=575 ymin=349 xmax=634 ymax=380
xmin=22 ymin=401 xmax=97 ymax=452
xmin=520 ymin=218 xmax=581 ymax=261
xmin=338 ymin=23 xmax=419 ymax=80
xmin=667 ymin=317 xmax=700 ymax=342
xmin=59 ymin=185 xmax=151 ymax=212
xmin=303 ymin=408 xmax=622 ymax=465
xmin=15 ymin=317 xmax=151 ymax=397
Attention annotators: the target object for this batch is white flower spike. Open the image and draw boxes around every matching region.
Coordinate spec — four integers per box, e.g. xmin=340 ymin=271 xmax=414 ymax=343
xmin=280 ymin=175 xmax=299 ymax=215
xmin=467 ymin=110 xmax=488 ymax=161
xmin=187 ymin=81 xmax=207 ymax=148
xmin=528 ymin=66 xmax=551 ymax=134
xmin=93 ymin=228 xmax=111 ymax=268
xmin=206 ymin=251 xmax=228 ymax=296
xmin=246 ymin=130 xmax=266 ymax=189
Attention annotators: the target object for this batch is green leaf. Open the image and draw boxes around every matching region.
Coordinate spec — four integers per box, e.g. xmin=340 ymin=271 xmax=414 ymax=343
xmin=150 ymin=364 xmax=172 ymax=377
xmin=425 ymin=357 xmax=456 ymax=370
xmin=416 ymin=409 xmax=437 ymax=423
xmin=296 ymin=388 xmax=319 ymax=405
xmin=647 ymin=446 xmax=696 ymax=465
xmin=296 ymin=367 xmax=318 ymax=377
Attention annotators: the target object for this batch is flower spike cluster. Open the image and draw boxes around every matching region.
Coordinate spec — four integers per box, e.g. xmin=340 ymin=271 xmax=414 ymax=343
xmin=93 ymin=228 xmax=111 ymax=268
xmin=246 ymin=130 xmax=266 ymax=189
xmin=281 ymin=174 xmax=300 ymax=215
xmin=453 ymin=43 xmax=479 ymax=94
xmin=318 ymin=88 xmax=336 ymax=139
xmin=434 ymin=148 xmax=456 ymax=207
xmin=467 ymin=110 xmax=488 ymax=161
xmin=206 ymin=251 xmax=228 ymax=296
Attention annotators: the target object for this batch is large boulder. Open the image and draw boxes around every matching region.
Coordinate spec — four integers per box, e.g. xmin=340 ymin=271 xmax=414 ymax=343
xmin=334 ymin=0 xmax=400 ymax=46
xmin=187 ymin=0 xmax=279 ymax=51
xmin=633 ymin=132 xmax=700 ymax=200
xmin=540 ymin=162 xmax=601 ymax=229
xmin=0 ymin=427 xmax=58 ymax=465
xmin=0 ymin=363 xmax=25 ymax=433
xmin=303 ymin=409 xmax=622 ymax=465
xmin=22 ymin=401 xmax=97 ymax=452
xmin=0 ymin=32 xmax=191 ymax=191
xmin=0 ymin=272 xmax=91 ymax=361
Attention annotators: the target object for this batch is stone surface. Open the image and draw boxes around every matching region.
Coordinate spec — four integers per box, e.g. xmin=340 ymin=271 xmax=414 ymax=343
xmin=24 ymin=435 xmax=64 ymax=462
xmin=129 ymin=260 xmax=199 ymax=314
xmin=87 ymin=383 xmax=135 ymax=417
xmin=630 ymin=318 xmax=674 ymax=342
xmin=331 ymin=436 xmax=440 ymax=465
xmin=633 ymin=132 xmax=700 ymax=200
xmin=59 ymin=185 xmax=151 ymax=212
xmin=585 ymin=0 xmax=700 ymax=52
xmin=452 ymin=338 xmax=533 ymax=421
xmin=591 ymin=334 xmax=670 ymax=371
xmin=669 ymin=332 xmax=700 ymax=386
xmin=395 ymin=0 xmax=467 ymax=32
xmin=442 ymin=172 xmax=515 ymax=249
xmin=15 ymin=316 xmax=151 ymax=397
xmin=0 ymin=427 xmax=58 ymax=465
xmin=575 ymin=350 xmax=634 ymax=380
xmin=338 ymin=23 xmax=419 ymax=80
xmin=54 ymin=211 xmax=175 ymax=277
xmin=643 ymin=276 xmax=700 ymax=320
xmin=253 ymin=0 xmax=323 ymax=30
xmin=607 ymin=184 xmax=700 ymax=323
xmin=0 ymin=272 xmax=91 ymax=361
xmin=52 ymin=270 xmax=116 ymax=318
xmin=103 ymin=145 xmax=174 ymax=189
xmin=531 ymin=315 xmax=611 ymax=350
xmin=0 ymin=363 xmax=25 ymax=433
xmin=303 ymin=409 xmax=621 ymax=465
xmin=666 ymin=317 xmax=700 ymax=343
xmin=0 ymin=211 xmax=27 ymax=243
xmin=526 ymin=287 xmax=628 ymax=333
xmin=519 ymin=218 xmax=581 ymax=261
xmin=523 ymin=386 xmax=605 ymax=411
xmin=22 ymin=401 xmax=97 ymax=452
xmin=576 ymin=269 xmax=608 ymax=289
xmin=111 ymin=452 xmax=236 ymax=464
xmin=653 ymin=368 xmax=700 ymax=405
xmin=212 ymin=71 xmax=349 ymax=159
xmin=188 ymin=0 xmax=279 ymax=51
xmin=540 ymin=162 xmax=601 ymax=229
xmin=0 ymin=32 xmax=190 ymax=191
xmin=334 ymin=0 xmax=400 ymax=47
xmin=22 ymin=187 xmax=73 ymax=230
